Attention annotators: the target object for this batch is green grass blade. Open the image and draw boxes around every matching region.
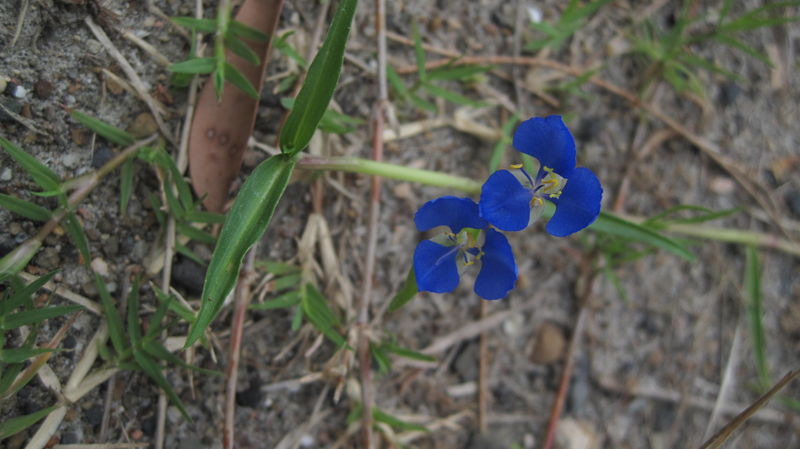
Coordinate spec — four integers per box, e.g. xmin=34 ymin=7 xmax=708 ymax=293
xmin=142 ymin=340 xmax=221 ymax=376
xmin=184 ymin=210 xmax=226 ymax=224
xmin=171 ymin=17 xmax=217 ymax=33
xmin=186 ymin=154 xmax=296 ymax=347
xmin=71 ymin=111 xmax=136 ymax=146
xmin=272 ymin=274 xmax=301 ymax=292
xmin=95 ymin=274 xmax=126 ymax=355
xmin=373 ymin=407 xmax=428 ymax=433
xmin=1 ymin=270 xmax=58 ymax=315
xmin=250 ymin=291 xmax=301 ymax=310
xmin=230 ymin=20 xmax=269 ymax=42
xmin=301 ymin=283 xmax=347 ymax=348
xmin=257 ymin=260 xmax=301 ymax=276
xmin=119 ymin=158 xmax=134 ymax=214
xmin=0 ymin=137 xmax=61 ymax=192
xmin=0 ymin=405 xmax=57 ymax=441
xmin=1 ymin=305 xmax=81 ymax=331
xmin=0 ymin=193 xmax=51 ymax=221
xmin=388 ymin=268 xmax=418 ymax=313
xmin=0 ymin=347 xmax=57 ymax=363
xmin=176 ymin=222 xmax=217 ymax=245
xmin=745 ymin=245 xmax=770 ymax=389
xmin=274 ymin=31 xmax=309 ymax=68
xmin=279 ymin=0 xmax=358 ymax=156
xmin=225 ymin=35 xmax=261 ymax=65
xmin=168 ymin=57 xmax=217 ymax=74
xmin=223 ymin=62 xmax=259 ymax=99
xmin=422 ymin=82 xmax=484 ymax=107
xmin=588 ymin=211 xmax=696 ymax=261
xmin=132 ymin=348 xmax=190 ymax=420
xmin=489 ymin=113 xmax=519 ymax=173
xmin=383 ymin=342 xmax=436 ymax=363
xmin=63 ymin=211 xmax=91 ymax=264
xmin=428 ymin=63 xmax=492 ymax=82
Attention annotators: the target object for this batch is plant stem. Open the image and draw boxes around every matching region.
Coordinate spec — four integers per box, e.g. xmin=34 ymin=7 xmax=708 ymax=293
xmin=297 ymin=155 xmax=482 ymax=194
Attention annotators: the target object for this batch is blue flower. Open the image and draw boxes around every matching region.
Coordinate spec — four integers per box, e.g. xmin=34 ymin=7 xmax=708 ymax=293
xmin=479 ymin=115 xmax=602 ymax=237
xmin=413 ymin=196 xmax=518 ymax=300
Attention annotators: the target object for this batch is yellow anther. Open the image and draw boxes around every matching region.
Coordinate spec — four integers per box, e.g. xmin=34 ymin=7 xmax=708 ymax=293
xmin=531 ymin=197 xmax=544 ymax=207
xmin=509 ymin=163 xmax=523 ymax=169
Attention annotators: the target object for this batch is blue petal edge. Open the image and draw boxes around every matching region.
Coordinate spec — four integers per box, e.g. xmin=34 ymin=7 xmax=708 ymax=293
xmin=414 ymin=196 xmax=487 ymax=233
xmin=474 ymin=229 xmax=518 ymax=300
xmin=414 ymin=240 xmax=461 ymax=294
xmin=545 ymin=167 xmax=602 ymax=237
xmin=479 ymin=170 xmax=533 ymax=232
xmin=512 ymin=116 xmax=576 ymax=176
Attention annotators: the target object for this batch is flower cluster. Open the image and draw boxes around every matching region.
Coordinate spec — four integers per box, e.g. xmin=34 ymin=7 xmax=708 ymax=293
xmin=413 ymin=115 xmax=603 ymax=300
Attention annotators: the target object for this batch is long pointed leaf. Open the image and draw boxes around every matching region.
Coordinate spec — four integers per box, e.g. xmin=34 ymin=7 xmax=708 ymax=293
xmin=0 ymin=194 xmax=51 ymax=222
xmin=0 ymin=137 xmax=60 ymax=192
xmin=186 ymin=154 xmax=296 ymax=347
xmin=0 ymin=405 xmax=57 ymax=440
xmin=279 ymin=0 xmax=358 ymax=156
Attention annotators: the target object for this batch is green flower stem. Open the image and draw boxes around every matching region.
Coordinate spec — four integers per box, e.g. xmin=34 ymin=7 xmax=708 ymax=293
xmin=297 ymin=155 xmax=482 ymax=194
xmin=296 ymin=155 xmax=800 ymax=257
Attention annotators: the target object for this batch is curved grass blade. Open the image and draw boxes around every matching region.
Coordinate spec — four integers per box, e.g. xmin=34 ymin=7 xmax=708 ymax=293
xmin=223 ymin=61 xmax=259 ymax=99
xmin=168 ymin=57 xmax=217 ymax=74
xmin=1 ymin=305 xmax=81 ymax=331
xmin=186 ymin=155 xmax=297 ymax=347
xmin=588 ymin=211 xmax=696 ymax=261
xmin=745 ymin=245 xmax=769 ymax=389
xmin=230 ymin=20 xmax=269 ymax=42
xmin=279 ymin=0 xmax=358 ymax=156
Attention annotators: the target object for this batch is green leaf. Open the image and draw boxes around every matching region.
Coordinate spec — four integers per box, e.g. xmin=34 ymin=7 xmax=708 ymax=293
xmin=0 ymin=405 xmax=57 ymax=441
xmin=422 ymin=82 xmax=484 ymax=107
xmin=71 ymin=111 xmax=136 ymax=146
xmin=63 ymin=212 xmax=91 ymax=264
xmin=1 ymin=305 xmax=81 ymax=331
xmin=250 ymin=291 xmax=301 ymax=310
xmin=0 ymin=270 xmax=58 ymax=315
xmin=0 ymin=193 xmax=51 ymax=221
xmin=273 ymin=274 xmax=301 ymax=291
xmin=175 ymin=243 xmax=206 ymax=266
xmin=0 ymin=240 xmax=42 ymax=282
xmin=489 ymin=114 xmax=519 ymax=173
xmin=279 ymin=0 xmax=358 ymax=156
xmin=388 ymin=268 xmax=418 ymax=313
xmin=281 ymin=97 xmax=364 ymax=135
xmin=373 ymin=407 xmax=428 ymax=433
xmin=184 ymin=210 xmax=226 ymax=224
xmin=226 ymin=35 xmax=261 ymax=65
xmin=0 ymin=137 xmax=61 ymax=192
xmin=132 ymin=348 xmax=191 ymax=420
xmin=383 ymin=342 xmax=436 ymax=363
xmin=745 ymin=245 xmax=770 ymax=389
xmin=301 ymin=283 xmax=346 ymax=348
xmin=230 ymin=20 xmax=269 ymax=42
xmin=370 ymin=343 xmax=392 ymax=375
xmin=274 ymin=31 xmax=309 ymax=68
xmin=176 ymin=222 xmax=217 ymax=245
xmin=0 ymin=347 xmax=57 ymax=363
xmin=290 ymin=305 xmax=303 ymax=331
xmin=119 ymin=158 xmax=135 ymax=214
xmin=168 ymin=57 xmax=217 ymax=74
xmin=171 ymin=17 xmax=217 ymax=33
xmin=186 ymin=155 xmax=296 ymax=347
xmin=588 ymin=211 xmax=696 ymax=261
xmin=428 ymin=63 xmax=492 ymax=82
xmin=142 ymin=340 xmax=222 ymax=376
xmin=223 ymin=62 xmax=259 ymax=99
xmin=95 ymin=274 xmax=126 ymax=356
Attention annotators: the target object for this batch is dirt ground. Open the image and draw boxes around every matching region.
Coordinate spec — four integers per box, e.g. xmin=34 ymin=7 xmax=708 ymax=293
xmin=1 ymin=0 xmax=799 ymax=448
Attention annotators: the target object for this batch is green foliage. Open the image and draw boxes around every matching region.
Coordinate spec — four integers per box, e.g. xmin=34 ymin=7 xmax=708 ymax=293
xmin=588 ymin=211 xmax=696 ymax=261
xmin=488 ymin=114 xmax=520 ymax=173
xmin=527 ymin=0 xmax=612 ymax=52
xmin=0 ymin=137 xmax=60 ymax=193
xmin=71 ymin=110 xmax=136 ymax=146
xmin=744 ymin=245 xmax=769 ymax=389
xmin=387 ymin=268 xmax=418 ymax=313
xmin=280 ymin=0 xmax=359 ymax=156
xmin=0 ymin=193 xmax=51 ymax=222
xmin=280 ymin=97 xmax=365 ymax=135
xmin=169 ymin=16 xmax=267 ymax=99
xmin=630 ymin=0 xmax=800 ymax=95
xmin=371 ymin=339 xmax=436 ymax=375
xmin=300 ymin=283 xmax=347 ymax=348
xmin=0 ymin=405 xmax=57 ymax=441
xmin=388 ymin=22 xmax=490 ymax=113
xmin=187 ymin=154 xmax=297 ymax=347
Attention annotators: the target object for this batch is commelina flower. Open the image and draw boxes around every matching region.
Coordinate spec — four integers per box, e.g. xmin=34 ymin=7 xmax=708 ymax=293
xmin=413 ymin=196 xmax=517 ymax=300
xmin=479 ymin=115 xmax=603 ymax=237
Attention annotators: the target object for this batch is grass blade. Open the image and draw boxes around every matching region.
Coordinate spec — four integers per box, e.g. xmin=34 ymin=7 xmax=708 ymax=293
xmin=0 ymin=193 xmax=51 ymax=222
xmin=187 ymin=155 xmax=296 ymax=347
xmin=279 ymin=0 xmax=358 ymax=156
xmin=95 ymin=274 xmax=126 ymax=355
xmin=250 ymin=291 xmax=301 ymax=310
xmin=119 ymin=158 xmax=134 ymax=214
xmin=744 ymin=245 xmax=769 ymax=389
xmin=63 ymin=211 xmax=91 ymax=264
xmin=171 ymin=17 xmax=217 ymax=33
xmin=1 ymin=305 xmax=81 ymax=331
xmin=301 ymin=283 xmax=346 ymax=348
xmin=0 ymin=405 xmax=57 ymax=441
xmin=223 ymin=62 xmax=259 ymax=99
xmin=71 ymin=111 xmax=135 ymax=146
xmin=168 ymin=57 xmax=217 ymax=74
xmin=0 ymin=137 xmax=61 ymax=192
xmin=388 ymin=268 xmax=418 ymax=313
xmin=588 ymin=211 xmax=696 ymax=261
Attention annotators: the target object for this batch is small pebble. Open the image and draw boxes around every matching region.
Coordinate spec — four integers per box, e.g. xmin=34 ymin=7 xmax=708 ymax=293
xmin=35 ymin=247 xmax=61 ymax=270
xmin=235 ymin=383 xmax=264 ymax=408
xmin=34 ymin=79 xmax=53 ymax=99
xmin=0 ymin=167 xmax=12 ymax=181
xmin=91 ymin=146 xmax=115 ymax=169
xmin=86 ymin=404 xmax=105 ymax=427
xmin=11 ymin=84 xmax=27 ymax=99
xmin=529 ymin=322 xmax=565 ymax=364
xmin=0 ymin=98 xmax=23 ymax=121
xmin=91 ymin=257 xmax=110 ymax=277
xmin=86 ymin=39 xmax=103 ymax=54
xmin=62 ymin=152 xmax=81 ymax=169
xmin=126 ymin=112 xmax=158 ymax=138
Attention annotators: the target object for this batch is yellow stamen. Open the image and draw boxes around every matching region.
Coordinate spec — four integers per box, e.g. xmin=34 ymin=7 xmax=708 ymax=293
xmin=509 ymin=163 xmax=523 ymax=169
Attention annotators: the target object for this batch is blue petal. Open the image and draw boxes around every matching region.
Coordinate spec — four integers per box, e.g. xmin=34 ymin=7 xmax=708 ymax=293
xmin=546 ymin=167 xmax=603 ymax=237
xmin=479 ymin=170 xmax=532 ymax=232
xmin=474 ymin=229 xmax=517 ymax=300
xmin=512 ymin=116 xmax=576 ymax=176
xmin=414 ymin=196 xmax=487 ymax=233
xmin=414 ymin=240 xmax=460 ymax=294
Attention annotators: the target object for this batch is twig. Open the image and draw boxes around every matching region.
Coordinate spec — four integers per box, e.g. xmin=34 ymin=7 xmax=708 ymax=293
xmin=478 ymin=300 xmax=489 ymax=433
xmin=223 ymin=250 xmax=258 ymax=449
xmin=356 ymin=2 xmax=388 ymax=448
xmin=5 ymin=0 xmax=29 ymax=51
xmin=702 ymin=325 xmax=743 ymax=441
